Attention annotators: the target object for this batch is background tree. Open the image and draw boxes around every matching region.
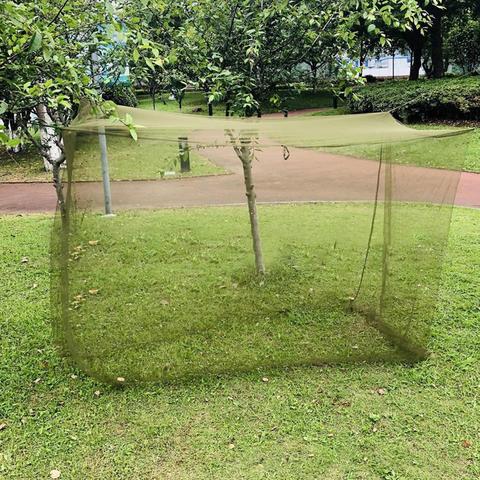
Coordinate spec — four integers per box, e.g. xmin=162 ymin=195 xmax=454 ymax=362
xmin=444 ymin=15 xmax=480 ymax=74
xmin=0 ymin=0 xmax=161 ymax=173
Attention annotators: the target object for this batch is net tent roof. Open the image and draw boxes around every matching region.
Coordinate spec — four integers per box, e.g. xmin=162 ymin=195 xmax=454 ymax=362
xmin=65 ymin=104 xmax=470 ymax=148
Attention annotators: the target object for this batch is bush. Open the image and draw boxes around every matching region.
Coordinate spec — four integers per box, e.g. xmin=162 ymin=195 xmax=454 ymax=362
xmin=346 ymin=76 xmax=480 ymax=122
xmin=102 ymin=83 xmax=138 ymax=107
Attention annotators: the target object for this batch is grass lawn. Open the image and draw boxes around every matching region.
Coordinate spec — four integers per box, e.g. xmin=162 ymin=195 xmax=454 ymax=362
xmin=0 ymin=133 xmax=225 ymax=183
xmin=1 ymin=204 xmax=479 ymax=479
xmin=324 ymin=126 xmax=480 ymax=173
xmin=138 ymin=89 xmax=337 ymax=115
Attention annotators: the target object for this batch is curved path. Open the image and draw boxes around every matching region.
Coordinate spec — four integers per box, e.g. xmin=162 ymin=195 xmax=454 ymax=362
xmin=0 ymin=146 xmax=479 ymax=213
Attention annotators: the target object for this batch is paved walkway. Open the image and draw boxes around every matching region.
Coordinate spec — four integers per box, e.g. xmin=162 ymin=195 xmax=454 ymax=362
xmin=1 ymin=145 xmax=479 ymax=213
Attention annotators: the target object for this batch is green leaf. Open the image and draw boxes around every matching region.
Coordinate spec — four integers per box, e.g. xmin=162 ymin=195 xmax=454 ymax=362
xmin=29 ymin=31 xmax=42 ymax=53
xmin=145 ymin=57 xmax=154 ymax=71
xmin=43 ymin=47 xmax=52 ymax=62
xmin=0 ymin=101 xmax=7 ymax=115
xmin=128 ymin=126 xmax=138 ymax=141
xmin=133 ymin=49 xmax=140 ymax=63
xmin=367 ymin=24 xmax=376 ymax=33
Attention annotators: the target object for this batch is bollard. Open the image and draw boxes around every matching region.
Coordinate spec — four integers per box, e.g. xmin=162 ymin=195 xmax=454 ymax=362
xmin=178 ymin=136 xmax=190 ymax=173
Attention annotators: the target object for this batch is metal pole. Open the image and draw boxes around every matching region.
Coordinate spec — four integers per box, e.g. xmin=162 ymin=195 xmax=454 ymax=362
xmin=178 ymin=136 xmax=190 ymax=173
xmin=98 ymin=127 xmax=113 ymax=215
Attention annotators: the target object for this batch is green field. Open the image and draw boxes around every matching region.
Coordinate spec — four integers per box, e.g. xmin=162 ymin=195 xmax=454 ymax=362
xmin=0 ymin=132 xmax=225 ymax=183
xmin=138 ymin=89 xmax=337 ymax=115
xmin=1 ymin=204 xmax=479 ymax=478
xmin=324 ymin=126 xmax=480 ymax=173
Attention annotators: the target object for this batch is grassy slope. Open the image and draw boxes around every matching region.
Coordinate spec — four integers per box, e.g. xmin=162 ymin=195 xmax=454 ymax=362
xmin=323 ymin=126 xmax=480 ymax=173
xmin=1 ymin=205 xmax=479 ymax=479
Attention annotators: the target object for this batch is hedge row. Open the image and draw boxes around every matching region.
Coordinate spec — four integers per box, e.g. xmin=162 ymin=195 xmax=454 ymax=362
xmin=347 ymin=76 xmax=480 ymax=122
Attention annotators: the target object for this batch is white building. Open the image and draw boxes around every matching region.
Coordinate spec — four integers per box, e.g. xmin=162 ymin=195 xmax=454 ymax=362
xmin=359 ymin=54 xmax=425 ymax=79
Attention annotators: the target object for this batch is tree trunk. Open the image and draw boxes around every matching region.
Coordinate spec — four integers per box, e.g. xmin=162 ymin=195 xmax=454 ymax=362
xmin=238 ymin=139 xmax=265 ymax=275
xmin=311 ymin=63 xmax=318 ymax=93
xmin=431 ymin=14 xmax=444 ymax=78
xmin=36 ymin=104 xmax=63 ymax=171
xmin=151 ymin=88 xmax=156 ymax=110
xmin=208 ymin=102 xmax=213 ymax=116
xmin=52 ymin=160 xmax=67 ymax=219
xmin=409 ymin=43 xmax=423 ymax=81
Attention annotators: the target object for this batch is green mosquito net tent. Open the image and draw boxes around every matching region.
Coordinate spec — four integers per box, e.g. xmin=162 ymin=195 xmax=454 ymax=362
xmin=52 ymin=104 xmax=472 ymax=384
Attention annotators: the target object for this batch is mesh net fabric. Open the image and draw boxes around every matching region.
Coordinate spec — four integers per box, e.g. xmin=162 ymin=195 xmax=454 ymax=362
xmin=51 ymin=105 xmax=472 ymax=383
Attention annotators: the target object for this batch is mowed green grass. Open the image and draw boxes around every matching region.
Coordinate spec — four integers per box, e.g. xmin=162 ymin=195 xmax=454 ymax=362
xmin=52 ymin=202 xmax=455 ymax=383
xmin=71 ymin=134 xmax=225 ymax=181
xmin=0 ymin=133 xmax=225 ymax=183
xmin=138 ymin=89 xmax=337 ymax=115
xmin=322 ymin=125 xmax=480 ymax=173
xmin=1 ymin=204 xmax=479 ymax=479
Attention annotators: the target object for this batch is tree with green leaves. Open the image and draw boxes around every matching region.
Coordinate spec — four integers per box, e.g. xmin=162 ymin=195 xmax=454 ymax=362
xmin=0 ymin=0 xmax=161 ymax=176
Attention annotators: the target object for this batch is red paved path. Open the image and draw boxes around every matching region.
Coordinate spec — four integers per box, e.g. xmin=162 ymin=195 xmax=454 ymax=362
xmin=1 ymin=146 xmax=478 ymax=213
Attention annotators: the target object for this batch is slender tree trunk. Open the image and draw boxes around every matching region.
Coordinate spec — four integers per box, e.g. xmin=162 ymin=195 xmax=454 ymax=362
xmin=36 ymin=104 xmax=63 ymax=172
xmin=431 ymin=14 xmax=444 ymax=78
xmin=151 ymin=87 xmax=156 ymax=110
xmin=409 ymin=43 xmax=423 ymax=81
xmin=239 ymin=140 xmax=265 ymax=275
xmin=52 ymin=160 xmax=67 ymax=219
xmin=208 ymin=102 xmax=213 ymax=116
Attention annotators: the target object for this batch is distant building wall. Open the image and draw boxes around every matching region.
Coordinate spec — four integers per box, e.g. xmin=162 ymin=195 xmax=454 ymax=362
xmin=356 ymin=54 xmax=425 ymax=79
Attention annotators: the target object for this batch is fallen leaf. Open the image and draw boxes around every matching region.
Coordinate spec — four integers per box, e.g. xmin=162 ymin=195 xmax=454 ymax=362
xmin=50 ymin=470 xmax=61 ymax=479
xmin=262 ymin=377 xmax=269 ymax=383
xmin=377 ymin=388 xmax=387 ymax=396
xmin=88 ymin=240 xmax=99 ymax=246
xmin=116 ymin=377 xmax=125 ymax=383
xmin=70 ymin=374 xmax=78 ymax=380
xmin=21 ymin=257 xmax=29 ymax=264
xmin=160 ymin=299 xmax=169 ymax=306
xmin=0 ymin=423 xmax=6 ymax=431
xmin=462 ymin=440 xmax=472 ymax=448
xmin=228 ymin=443 xmax=235 ymax=449
xmin=88 ymin=289 xmax=99 ymax=295
xmin=94 ymin=390 xmax=101 ymax=398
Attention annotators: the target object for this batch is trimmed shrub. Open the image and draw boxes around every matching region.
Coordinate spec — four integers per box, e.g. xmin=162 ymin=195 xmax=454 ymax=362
xmin=102 ymin=84 xmax=138 ymax=107
xmin=347 ymin=76 xmax=480 ymax=122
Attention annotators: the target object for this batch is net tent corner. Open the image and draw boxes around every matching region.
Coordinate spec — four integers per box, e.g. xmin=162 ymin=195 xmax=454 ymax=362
xmin=51 ymin=104 xmax=472 ymax=383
